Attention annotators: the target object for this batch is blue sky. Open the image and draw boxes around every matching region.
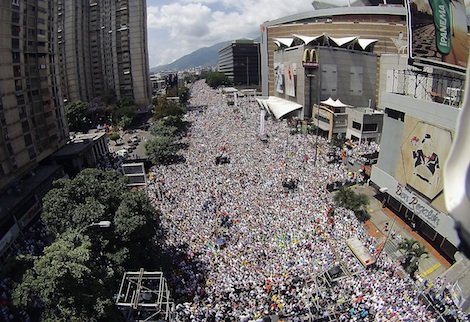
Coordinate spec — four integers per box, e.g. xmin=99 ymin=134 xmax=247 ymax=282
xmin=146 ymin=1 xmax=470 ymax=68
xmin=146 ymin=0 xmax=313 ymax=68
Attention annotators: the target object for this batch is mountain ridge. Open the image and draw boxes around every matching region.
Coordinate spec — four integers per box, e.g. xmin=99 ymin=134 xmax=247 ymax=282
xmin=150 ymin=40 xmax=232 ymax=73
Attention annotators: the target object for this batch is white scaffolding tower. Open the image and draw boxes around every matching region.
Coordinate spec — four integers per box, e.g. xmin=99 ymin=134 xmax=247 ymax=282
xmin=115 ymin=269 xmax=175 ymax=321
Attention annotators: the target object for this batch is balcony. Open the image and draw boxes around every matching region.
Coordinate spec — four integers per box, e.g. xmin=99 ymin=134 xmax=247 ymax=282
xmin=388 ymin=69 xmax=465 ymax=108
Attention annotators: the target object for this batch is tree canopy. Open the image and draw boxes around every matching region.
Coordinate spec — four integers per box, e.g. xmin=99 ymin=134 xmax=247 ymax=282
xmin=145 ymin=135 xmax=178 ymax=165
xmin=65 ymin=100 xmax=89 ymax=132
xmin=333 ymin=186 xmax=370 ymax=222
xmin=204 ymin=71 xmax=229 ymax=88
xmin=153 ymin=95 xmax=186 ymax=120
xmin=13 ymin=168 xmax=161 ymax=321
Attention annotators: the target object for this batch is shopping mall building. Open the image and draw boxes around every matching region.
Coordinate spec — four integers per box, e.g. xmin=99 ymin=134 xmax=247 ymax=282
xmin=258 ymin=2 xmax=469 ymax=264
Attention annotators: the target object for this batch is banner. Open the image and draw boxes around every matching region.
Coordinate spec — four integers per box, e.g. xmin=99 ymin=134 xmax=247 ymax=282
xmin=406 ymin=0 xmax=467 ymax=71
xmin=274 ymin=63 xmax=284 ymax=94
xmin=285 ymin=63 xmax=296 ymax=97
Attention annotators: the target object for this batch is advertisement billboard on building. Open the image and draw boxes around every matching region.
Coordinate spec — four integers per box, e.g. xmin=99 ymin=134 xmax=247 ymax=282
xmin=395 ymin=115 xmax=453 ymax=201
xmin=406 ymin=0 xmax=468 ymax=72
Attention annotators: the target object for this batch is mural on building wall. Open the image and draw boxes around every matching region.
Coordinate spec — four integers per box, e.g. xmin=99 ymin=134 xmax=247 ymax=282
xmin=285 ymin=63 xmax=296 ymax=97
xmin=274 ymin=63 xmax=284 ymax=94
xmin=396 ymin=115 xmax=453 ymax=201
xmin=406 ymin=0 xmax=467 ymax=71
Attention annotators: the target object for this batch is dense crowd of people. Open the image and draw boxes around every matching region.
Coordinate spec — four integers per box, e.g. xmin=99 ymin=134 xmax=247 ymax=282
xmin=0 ymin=223 xmax=50 ymax=321
xmin=146 ymin=80 xmax=467 ymax=321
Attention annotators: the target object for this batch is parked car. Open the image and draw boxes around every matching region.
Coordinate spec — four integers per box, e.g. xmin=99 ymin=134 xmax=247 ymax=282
xmin=115 ymin=149 xmax=129 ymax=158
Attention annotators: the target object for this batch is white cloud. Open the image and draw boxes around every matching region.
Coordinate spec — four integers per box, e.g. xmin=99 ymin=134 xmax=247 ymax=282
xmin=147 ymin=0 xmax=313 ymax=67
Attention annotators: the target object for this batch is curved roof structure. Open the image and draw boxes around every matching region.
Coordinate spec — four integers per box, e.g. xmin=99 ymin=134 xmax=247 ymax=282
xmin=275 ymin=33 xmax=378 ymax=52
xmin=256 ymin=97 xmax=302 ymax=119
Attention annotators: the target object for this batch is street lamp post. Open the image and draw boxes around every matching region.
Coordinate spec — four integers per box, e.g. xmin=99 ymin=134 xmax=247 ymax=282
xmin=306 ymin=74 xmax=318 ymax=166
xmin=77 ymin=220 xmax=112 ymax=237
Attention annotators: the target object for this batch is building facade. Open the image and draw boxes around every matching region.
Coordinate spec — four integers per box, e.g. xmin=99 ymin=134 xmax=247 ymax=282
xmin=218 ymin=40 xmax=260 ymax=86
xmin=260 ymin=6 xmax=408 ymax=99
xmin=0 ymin=0 xmax=69 ymax=192
xmin=59 ymin=0 xmax=152 ymax=110
xmin=271 ymin=45 xmax=378 ymax=119
xmin=371 ymin=65 xmax=465 ymax=263
xmin=0 ymin=0 xmax=69 ymax=255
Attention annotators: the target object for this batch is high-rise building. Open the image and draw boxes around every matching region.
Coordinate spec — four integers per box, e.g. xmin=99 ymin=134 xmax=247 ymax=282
xmin=0 ymin=0 xmax=69 ymax=253
xmin=58 ymin=0 xmax=152 ymax=110
xmin=0 ymin=0 xmax=69 ymax=192
xmin=218 ymin=40 xmax=260 ymax=87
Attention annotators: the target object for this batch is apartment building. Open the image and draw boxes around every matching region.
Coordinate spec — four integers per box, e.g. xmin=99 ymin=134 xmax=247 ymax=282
xmin=0 ymin=0 xmax=69 ymax=253
xmin=59 ymin=0 xmax=152 ymax=110
xmin=0 ymin=0 xmax=69 ymax=190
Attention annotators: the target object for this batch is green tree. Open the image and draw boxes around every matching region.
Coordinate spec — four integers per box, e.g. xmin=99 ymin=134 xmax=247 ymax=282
xmin=13 ymin=169 xmax=161 ymax=320
xmin=179 ymin=86 xmax=190 ymax=104
xmin=113 ymin=106 xmax=135 ymax=127
xmin=145 ymin=135 xmax=178 ymax=165
xmin=333 ymin=186 xmax=355 ymax=209
xmin=153 ymin=95 xmax=186 ymax=120
xmin=333 ymin=186 xmax=370 ymax=222
xmin=65 ymin=100 xmax=89 ymax=132
xmin=150 ymin=121 xmax=178 ymax=138
xmin=114 ymin=190 xmax=160 ymax=267
xmin=118 ymin=115 xmax=132 ymax=130
xmin=101 ymin=88 xmax=117 ymax=106
xmin=398 ymin=238 xmax=428 ymax=276
xmin=41 ymin=169 xmax=128 ymax=235
xmin=205 ymin=71 xmax=229 ymax=88
xmin=118 ymin=96 xmax=135 ymax=108
xmin=331 ymin=134 xmax=347 ymax=148
xmin=13 ymin=233 xmax=117 ymax=321
xmin=109 ymin=132 xmax=120 ymax=143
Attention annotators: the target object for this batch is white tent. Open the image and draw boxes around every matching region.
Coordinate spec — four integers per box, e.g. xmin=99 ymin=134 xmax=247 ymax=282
xmin=320 ymin=97 xmax=337 ymax=107
xmin=334 ymin=98 xmax=351 ymax=107
xmin=320 ymin=97 xmax=351 ymax=108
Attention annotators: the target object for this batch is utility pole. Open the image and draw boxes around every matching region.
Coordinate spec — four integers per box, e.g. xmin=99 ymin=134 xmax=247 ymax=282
xmin=246 ymin=57 xmax=249 ymax=88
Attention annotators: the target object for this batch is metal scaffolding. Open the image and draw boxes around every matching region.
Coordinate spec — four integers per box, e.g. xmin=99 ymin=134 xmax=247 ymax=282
xmin=115 ymin=269 xmax=175 ymax=321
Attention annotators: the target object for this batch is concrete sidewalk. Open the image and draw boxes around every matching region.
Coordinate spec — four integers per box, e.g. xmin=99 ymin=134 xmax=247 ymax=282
xmin=351 ymin=184 xmax=451 ymax=280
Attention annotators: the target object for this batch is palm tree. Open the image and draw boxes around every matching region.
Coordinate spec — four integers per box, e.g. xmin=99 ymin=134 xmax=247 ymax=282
xmin=333 ymin=186 xmax=355 ymax=208
xmin=333 ymin=186 xmax=370 ymax=222
xmin=398 ymin=238 xmax=418 ymax=253
xmin=398 ymin=238 xmax=428 ymax=276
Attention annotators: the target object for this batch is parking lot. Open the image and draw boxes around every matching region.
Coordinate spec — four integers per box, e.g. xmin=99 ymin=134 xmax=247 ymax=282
xmin=109 ymin=129 xmax=153 ymax=160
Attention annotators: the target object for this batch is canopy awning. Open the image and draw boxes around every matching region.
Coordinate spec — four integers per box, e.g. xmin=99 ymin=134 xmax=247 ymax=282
xmin=256 ymin=97 xmax=302 ymax=119
xmin=292 ymin=33 xmax=325 ymax=45
xmin=320 ymin=97 xmax=337 ymax=106
xmin=320 ymin=97 xmax=351 ymax=108
xmin=272 ymin=37 xmax=294 ymax=47
xmin=358 ymin=38 xmax=378 ymax=50
xmin=328 ymin=36 xmax=357 ymax=47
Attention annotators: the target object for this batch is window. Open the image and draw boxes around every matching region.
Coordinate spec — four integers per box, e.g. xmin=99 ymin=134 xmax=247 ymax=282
xmin=363 ymin=123 xmax=378 ymax=132
xmin=12 ymin=38 xmax=20 ymax=50
xmin=12 ymin=0 xmax=19 ymax=6
xmin=352 ymin=121 xmax=361 ymax=130
xmin=385 ymin=108 xmax=404 ymax=122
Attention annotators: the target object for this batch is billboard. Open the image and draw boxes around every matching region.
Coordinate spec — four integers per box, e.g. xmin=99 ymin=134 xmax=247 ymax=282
xmin=395 ymin=115 xmax=453 ymax=201
xmin=406 ymin=0 xmax=468 ymax=71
